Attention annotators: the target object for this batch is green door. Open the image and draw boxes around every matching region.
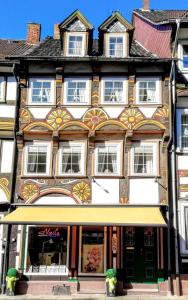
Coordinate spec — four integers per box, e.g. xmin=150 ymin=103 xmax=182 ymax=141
xmin=124 ymin=227 xmax=157 ymax=283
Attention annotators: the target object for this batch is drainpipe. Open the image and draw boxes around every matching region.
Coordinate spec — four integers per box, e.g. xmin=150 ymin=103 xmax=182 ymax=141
xmin=1 ymin=63 xmax=20 ymax=294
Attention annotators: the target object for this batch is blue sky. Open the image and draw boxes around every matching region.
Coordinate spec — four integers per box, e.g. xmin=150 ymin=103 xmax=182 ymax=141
xmin=1 ymin=0 xmax=188 ymax=40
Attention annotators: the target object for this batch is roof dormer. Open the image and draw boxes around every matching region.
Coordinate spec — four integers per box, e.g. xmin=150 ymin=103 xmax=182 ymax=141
xmin=99 ymin=12 xmax=134 ymax=57
xmin=59 ymin=10 xmax=93 ymax=57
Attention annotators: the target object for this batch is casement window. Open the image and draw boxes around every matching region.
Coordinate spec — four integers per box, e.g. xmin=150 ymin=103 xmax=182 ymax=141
xmin=181 ymin=115 xmax=188 ymax=148
xmin=58 ymin=142 xmax=85 ymax=176
xmin=24 ymin=142 xmax=51 ymax=175
xmin=136 ymin=78 xmax=160 ymax=104
xmin=67 ymin=33 xmax=85 ymax=56
xmin=179 ymin=202 xmax=188 ymax=255
xmin=0 ymin=77 xmax=5 ymax=102
xmin=108 ymin=36 xmax=124 ymax=57
xmin=101 ymin=77 xmax=127 ymax=104
xmin=178 ymin=43 xmax=188 ymax=70
xmin=183 ymin=45 xmax=188 ymax=68
xmin=28 ymin=78 xmax=55 ymax=104
xmin=64 ymin=78 xmax=90 ymax=105
xmin=95 ymin=142 xmax=121 ymax=175
xmin=131 ymin=142 xmax=157 ymax=176
xmin=177 ymin=110 xmax=188 ymax=151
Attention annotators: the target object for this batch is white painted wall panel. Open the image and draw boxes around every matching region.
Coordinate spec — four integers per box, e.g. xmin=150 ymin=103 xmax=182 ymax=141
xmin=29 ymin=108 xmax=51 ymax=119
xmin=104 ymin=107 xmax=124 ymax=118
xmin=180 ymin=191 xmax=188 ymax=198
xmin=0 ymin=106 xmax=15 ymax=118
xmin=1 ymin=141 xmax=14 ymax=173
xmin=34 ymin=195 xmax=76 ymax=205
xmin=92 ymin=179 xmax=119 ymax=204
xmin=67 ymin=107 xmax=88 ymax=119
xmin=6 ymin=77 xmax=17 ymax=101
xmin=0 ymin=188 xmax=8 ymax=203
xmin=180 ymin=177 xmax=188 ymax=185
xmin=0 ymin=214 xmax=4 ymax=282
xmin=129 ymin=178 xmax=159 ymax=204
xmin=139 ymin=107 xmax=156 ymax=118
xmin=178 ymin=156 xmax=188 ymax=170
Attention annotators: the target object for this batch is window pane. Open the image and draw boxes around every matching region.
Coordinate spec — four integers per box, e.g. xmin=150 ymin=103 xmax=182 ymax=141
xmin=61 ymin=145 xmax=82 ymax=174
xmin=68 ymin=36 xmax=83 ymax=56
xmin=0 ymin=77 xmax=5 ymax=102
xmin=97 ymin=145 xmax=118 ymax=174
xmin=104 ymin=80 xmax=123 ymax=102
xmin=139 ymin=80 xmax=157 ymax=103
xmin=182 ymin=115 xmax=188 ymax=148
xmin=26 ymin=145 xmax=47 ymax=174
xmin=31 ymin=80 xmax=52 ymax=103
xmin=67 ymin=81 xmax=87 ymax=103
xmin=133 ymin=145 xmax=154 ymax=174
xmin=109 ymin=37 xmax=123 ymax=57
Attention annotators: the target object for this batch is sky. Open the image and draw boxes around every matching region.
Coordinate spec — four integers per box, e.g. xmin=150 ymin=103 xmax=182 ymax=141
xmin=0 ymin=0 xmax=188 ymax=40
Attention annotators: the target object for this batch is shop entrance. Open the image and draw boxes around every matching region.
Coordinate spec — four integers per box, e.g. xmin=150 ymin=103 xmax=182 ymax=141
xmin=124 ymin=227 xmax=157 ymax=283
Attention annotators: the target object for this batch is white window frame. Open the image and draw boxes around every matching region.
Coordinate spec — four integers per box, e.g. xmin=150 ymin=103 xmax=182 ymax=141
xmin=78 ymin=226 xmax=107 ymax=276
xmin=178 ymin=42 xmax=188 ymax=71
xmin=64 ymin=77 xmax=90 ymax=105
xmin=23 ymin=141 xmax=51 ymax=176
xmin=66 ymin=32 xmax=85 ymax=57
xmin=24 ymin=225 xmax=70 ymax=276
xmin=101 ymin=77 xmax=128 ymax=105
xmin=130 ymin=142 xmax=158 ymax=176
xmin=0 ymin=77 xmax=6 ymax=103
xmin=136 ymin=77 xmax=161 ymax=105
xmin=176 ymin=109 xmax=188 ymax=152
xmin=28 ymin=78 xmax=55 ymax=105
xmin=107 ymin=34 xmax=126 ymax=58
xmin=94 ymin=141 xmax=122 ymax=176
xmin=58 ymin=141 xmax=86 ymax=176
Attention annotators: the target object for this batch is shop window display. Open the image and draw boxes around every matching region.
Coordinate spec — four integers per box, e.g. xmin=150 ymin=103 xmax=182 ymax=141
xmin=25 ymin=226 xmax=68 ymax=275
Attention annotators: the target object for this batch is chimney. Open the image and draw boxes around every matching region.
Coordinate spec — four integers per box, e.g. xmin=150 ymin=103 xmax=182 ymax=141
xmin=27 ymin=23 xmax=41 ymax=44
xmin=142 ymin=0 xmax=150 ymax=11
xmin=54 ymin=24 xmax=60 ymax=39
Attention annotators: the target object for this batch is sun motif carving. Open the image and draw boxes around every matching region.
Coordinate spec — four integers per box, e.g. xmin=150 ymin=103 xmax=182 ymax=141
xmin=0 ymin=178 xmax=10 ymax=200
xmin=21 ymin=183 xmax=39 ymax=201
xmin=119 ymin=108 xmax=144 ymax=129
xmin=46 ymin=109 xmax=71 ymax=130
xmin=83 ymin=109 xmax=108 ymax=130
xmin=20 ymin=108 xmax=31 ymax=123
xmin=72 ymin=182 xmax=91 ymax=203
xmin=154 ymin=106 xmax=169 ymax=119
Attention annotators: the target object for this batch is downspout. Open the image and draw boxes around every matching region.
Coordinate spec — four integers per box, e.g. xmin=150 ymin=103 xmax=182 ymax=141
xmin=1 ymin=63 xmax=20 ymax=294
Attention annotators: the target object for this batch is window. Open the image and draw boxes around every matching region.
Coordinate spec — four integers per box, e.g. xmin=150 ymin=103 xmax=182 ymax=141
xmin=67 ymin=34 xmax=84 ymax=56
xmin=101 ymin=77 xmax=127 ymax=104
xmin=136 ymin=78 xmax=160 ymax=104
xmin=131 ymin=143 xmax=157 ymax=175
xmin=59 ymin=142 xmax=85 ymax=176
xmin=24 ymin=142 xmax=51 ymax=175
xmin=179 ymin=202 xmax=188 ymax=255
xmin=108 ymin=36 xmax=124 ymax=57
xmin=79 ymin=226 xmax=106 ymax=274
xmin=181 ymin=115 xmax=188 ymax=148
xmin=183 ymin=45 xmax=188 ymax=69
xmin=95 ymin=142 xmax=121 ymax=175
xmin=29 ymin=78 xmax=55 ymax=104
xmin=0 ymin=77 xmax=5 ymax=102
xmin=64 ymin=78 xmax=90 ymax=105
xmin=25 ymin=226 xmax=69 ymax=275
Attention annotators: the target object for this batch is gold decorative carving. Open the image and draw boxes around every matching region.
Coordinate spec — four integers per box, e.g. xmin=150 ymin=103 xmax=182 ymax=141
xmin=46 ymin=108 xmax=72 ymax=130
xmin=0 ymin=178 xmax=10 ymax=200
xmin=83 ymin=108 xmax=108 ymax=130
xmin=21 ymin=183 xmax=39 ymax=201
xmin=20 ymin=108 xmax=31 ymax=123
xmin=153 ymin=106 xmax=169 ymax=119
xmin=72 ymin=182 xmax=91 ymax=203
xmin=119 ymin=108 xmax=144 ymax=129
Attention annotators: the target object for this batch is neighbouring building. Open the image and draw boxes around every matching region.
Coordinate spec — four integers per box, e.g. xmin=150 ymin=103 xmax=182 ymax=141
xmin=0 ymin=5 xmax=173 ymax=295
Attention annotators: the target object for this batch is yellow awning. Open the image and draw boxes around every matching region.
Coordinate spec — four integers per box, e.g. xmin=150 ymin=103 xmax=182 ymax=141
xmin=0 ymin=206 xmax=166 ymax=227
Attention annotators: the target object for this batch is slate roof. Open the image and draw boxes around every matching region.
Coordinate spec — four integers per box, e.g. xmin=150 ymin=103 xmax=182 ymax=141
xmin=134 ymin=9 xmax=188 ymax=24
xmin=24 ymin=37 xmax=155 ymax=58
xmin=0 ymin=39 xmax=34 ymax=61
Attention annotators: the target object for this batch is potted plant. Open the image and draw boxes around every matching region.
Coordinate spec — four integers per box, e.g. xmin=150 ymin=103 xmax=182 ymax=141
xmin=105 ymin=268 xmax=117 ymax=297
xmin=6 ymin=268 xmax=19 ymax=296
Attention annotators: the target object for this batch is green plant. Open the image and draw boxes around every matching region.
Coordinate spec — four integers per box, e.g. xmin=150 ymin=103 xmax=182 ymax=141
xmin=105 ymin=268 xmax=117 ymax=296
xmin=6 ymin=268 xmax=19 ymax=295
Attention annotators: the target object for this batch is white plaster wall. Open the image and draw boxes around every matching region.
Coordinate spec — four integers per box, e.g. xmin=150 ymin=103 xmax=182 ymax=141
xmin=0 ymin=140 xmax=14 ymax=173
xmin=180 ymin=191 xmax=188 ymax=198
xmin=0 ymin=106 xmax=15 ymax=118
xmin=104 ymin=107 xmax=124 ymax=118
xmin=34 ymin=195 xmax=76 ymax=205
xmin=139 ymin=107 xmax=156 ymax=118
xmin=178 ymin=156 xmax=188 ymax=170
xmin=180 ymin=177 xmax=188 ymax=185
xmin=129 ymin=178 xmax=159 ymax=204
xmin=0 ymin=188 xmax=8 ymax=203
xmin=92 ymin=179 xmax=119 ymax=204
xmin=6 ymin=77 xmax=17 ymax=101
xmin=67 ymin=107 xmax=88 ymax=119
xmin=29 ymin=108 xmax=51 ymax=119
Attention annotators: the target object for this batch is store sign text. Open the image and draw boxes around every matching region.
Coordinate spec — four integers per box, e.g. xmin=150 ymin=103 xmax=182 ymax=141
xmin=38 ymin=228 xmax=60 ymax=237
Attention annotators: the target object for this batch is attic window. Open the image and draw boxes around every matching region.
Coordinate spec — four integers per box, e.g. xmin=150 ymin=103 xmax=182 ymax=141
xmin=183 ymin=45 xmax=188 ymax=69
xmin=107 ymin=34 xmax=125 ymax=57
xmin=67 ymin=33 xmax=85 ymax=56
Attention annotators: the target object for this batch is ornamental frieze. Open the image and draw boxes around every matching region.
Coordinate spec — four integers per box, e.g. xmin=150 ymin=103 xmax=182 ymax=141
xmin=0 ymin=178 xmax=10 ymax=201
xmin=46 ymin=108 xmax=72 ymax=130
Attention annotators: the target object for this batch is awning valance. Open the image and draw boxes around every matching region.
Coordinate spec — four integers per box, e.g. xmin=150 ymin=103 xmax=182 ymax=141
xmin=0 ymin=206 xmax=166 ymax=227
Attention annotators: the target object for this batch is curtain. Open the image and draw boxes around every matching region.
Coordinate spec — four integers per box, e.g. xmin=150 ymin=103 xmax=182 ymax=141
xmin=62 ymin=148 xmax=71 ymax=173
xmin=115 ymin=43 xmax=123 ymax=57
xmin=111 ymin=152 xmax=117 ymax=173
xmin=27 ymin=146 xmax=38 ymax=172
xmin=98 ymin=148 xmax=106 ymax=173
xmin=147 ymin=89 xmax=156 ymax=102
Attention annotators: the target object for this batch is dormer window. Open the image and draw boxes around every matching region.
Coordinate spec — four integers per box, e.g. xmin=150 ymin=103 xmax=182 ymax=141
xmin=183 ymin=45 xmax=188 ymax=69
xmin=108 ymin=36 xmax=124 ymax=57
xmin=67 ymin=33 xmax=85 ymax=56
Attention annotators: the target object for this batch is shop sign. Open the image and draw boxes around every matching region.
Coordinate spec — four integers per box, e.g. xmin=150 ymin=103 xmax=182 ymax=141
xmin=38 ymin=227 xmax=60 ymax=237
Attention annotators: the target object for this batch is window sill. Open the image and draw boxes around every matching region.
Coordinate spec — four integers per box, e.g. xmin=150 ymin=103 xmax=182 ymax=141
xmin=94 ymin=175 xmax=123 ymax=179
xmin=128 ymin=175 xmax=160 ymax=179
xmin=100 ymin=103 xmax=128 ymax=106
xmin=25 ymin=104 xmax=56 ymax=107
xmin=21 ymin=175 xmax=52 ymax=179
xmin=134 ymin=103 xmax=162 ymax=107
xmin=55 ymin=175 xmax=87 ymax=178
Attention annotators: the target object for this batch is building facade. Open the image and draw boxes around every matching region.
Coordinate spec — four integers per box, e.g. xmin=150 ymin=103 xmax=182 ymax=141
xmin=0 ymin=7 xmax=172 ymax=295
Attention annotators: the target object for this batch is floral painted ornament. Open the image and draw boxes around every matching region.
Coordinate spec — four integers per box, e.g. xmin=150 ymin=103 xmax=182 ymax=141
xmin=120 ymin=108 xmax=144 ymax=129
xmin=72 ymin=182 xmax=91 ymax=203
xmin=21 ymin=183 xmax=39 ymax=201
xmin=47 ymin=108 xmax=71 ymax=130
xmin=83 ymin=108 xmax=108 ymax=130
